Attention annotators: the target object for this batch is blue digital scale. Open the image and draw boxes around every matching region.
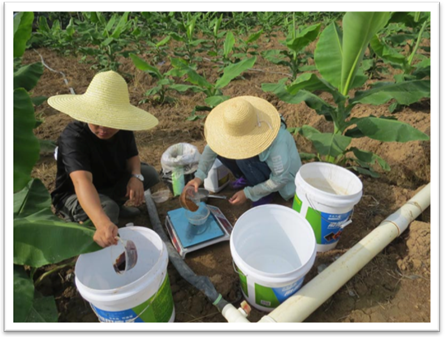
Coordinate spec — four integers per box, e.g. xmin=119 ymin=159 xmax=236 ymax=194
xmin=165 ymin=204 xmax=233 ymax=259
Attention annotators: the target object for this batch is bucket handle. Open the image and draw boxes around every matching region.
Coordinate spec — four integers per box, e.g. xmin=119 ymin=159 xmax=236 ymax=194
xmin=232 ymin=260 xmax=247 ymax=278
xmin=303 ymin=190 xmax=355 ymax=229
xmin=90 ymin=245 xmax=166 ymax=323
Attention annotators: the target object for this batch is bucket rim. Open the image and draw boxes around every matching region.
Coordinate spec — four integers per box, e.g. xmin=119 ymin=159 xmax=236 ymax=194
xmin=230 ymin=204 xmax=317 ymax=281
xmin=75 ymin=226 xmax=167 ymax=297
xmin=296 ymin=162 xmax=363 ymax=204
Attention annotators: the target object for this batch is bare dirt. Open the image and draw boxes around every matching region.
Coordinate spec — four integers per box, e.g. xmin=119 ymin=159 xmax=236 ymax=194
xmin=22 ymin=31 xmax=431 ymax=324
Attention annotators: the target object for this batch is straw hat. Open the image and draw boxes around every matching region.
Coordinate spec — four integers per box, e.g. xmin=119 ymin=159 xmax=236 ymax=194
xmin=204 ymin=96 xmax=281 ymax=159
xmin=47 ymin=71 xmax=158 ymax=131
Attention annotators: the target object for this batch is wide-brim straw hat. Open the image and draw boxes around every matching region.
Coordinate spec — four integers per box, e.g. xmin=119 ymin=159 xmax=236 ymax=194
xmin=204 ymin=96 xmax=281 ymax=159
xmin=47 ymin=70 xmax=158 ymax=131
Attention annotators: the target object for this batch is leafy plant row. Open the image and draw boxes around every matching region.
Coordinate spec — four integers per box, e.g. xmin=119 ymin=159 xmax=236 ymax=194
xmin=13 ymin=11 xmax=430 ymax=322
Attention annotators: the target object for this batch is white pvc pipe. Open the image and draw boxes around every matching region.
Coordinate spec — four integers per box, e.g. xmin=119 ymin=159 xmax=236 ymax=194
xmin=257 ymin=183 xmax=430 ymax=323
xmin=221 ymin=303 xmax=251 ymax=323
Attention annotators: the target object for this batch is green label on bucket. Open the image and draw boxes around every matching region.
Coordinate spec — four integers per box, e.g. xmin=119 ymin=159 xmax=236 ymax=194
xmin=236 ymin=265 xmax=248 ymax=297
xmin=254 ymin=278 xmax=304 ymax=308
xmin=93 ymin=274 xmax=174 ymax=323
xmin=292 ymin=194 xmax=302 ymax=213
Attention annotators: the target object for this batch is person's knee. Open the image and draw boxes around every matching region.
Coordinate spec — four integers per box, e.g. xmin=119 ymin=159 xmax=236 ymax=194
xmin=141 ymin=163 xmax=160 ymax=190
xmin=101 ymin=199 xmax=120 ymax=224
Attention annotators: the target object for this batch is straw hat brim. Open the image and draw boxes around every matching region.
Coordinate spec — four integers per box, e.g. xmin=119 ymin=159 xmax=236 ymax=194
xmin=48 ymin=94 xmax=158 ymax=131
xmin=204 ymin=96 xmax=281 ymax=159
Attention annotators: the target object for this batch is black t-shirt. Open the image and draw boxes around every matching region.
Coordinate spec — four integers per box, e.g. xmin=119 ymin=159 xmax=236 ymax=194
xmin=51 ymin=121 xmax=138 ymax=209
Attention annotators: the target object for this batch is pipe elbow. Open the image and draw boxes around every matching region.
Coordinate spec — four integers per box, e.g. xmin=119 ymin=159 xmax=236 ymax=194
xmin=221 ymin=303 xmax=251 ymax=323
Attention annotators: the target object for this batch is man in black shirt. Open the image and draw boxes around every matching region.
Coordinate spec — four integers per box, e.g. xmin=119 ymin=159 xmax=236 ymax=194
xmin=48 ymin=71 xmax=159 ymax=248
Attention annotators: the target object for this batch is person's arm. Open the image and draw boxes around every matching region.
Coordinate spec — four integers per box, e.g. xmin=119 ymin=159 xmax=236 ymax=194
xmin=69 ymin=170 xmax=118 ymax=248
xmin=126 ymin=155 xmax=144 ymax=206
xmin=244 ymin=131 xmax=297 ymax=202
xmin=186 ymin=145 xmax=218 ymax=192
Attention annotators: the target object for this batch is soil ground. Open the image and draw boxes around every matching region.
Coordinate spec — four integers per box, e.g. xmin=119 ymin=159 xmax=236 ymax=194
xmin=22 ymin=31 xmax=431 ymax=325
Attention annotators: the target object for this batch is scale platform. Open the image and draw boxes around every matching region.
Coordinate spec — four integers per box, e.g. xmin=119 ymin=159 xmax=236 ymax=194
xmin=165 ymin=203 xmax=233 ymax=259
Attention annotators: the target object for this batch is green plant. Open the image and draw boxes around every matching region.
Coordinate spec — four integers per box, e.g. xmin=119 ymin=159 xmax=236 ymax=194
xmin=369 ymin=12 xmax=430 ymax=112
xmin=202 ymin=14 xmax=227 ymax=60
xmin=170 ymin=12 xmax=207 ymax=65
xmin=232 ymin=29 xmax=263 ymax=59
xmin=78 ymin=12 xmax=135 ymax=72
xmin=262 ymin=15 xmax=320 ymax=81
xmin=13 ymin=12 xmax=100 ymax=322
xmin=256 ymin=12 xmax=285 ymax=40
xmin=146 ymin=35 xmax=171 ymax=64
xmin=130 ymin=54 xmax=195 ymax=104
xmin=30 ymin=15 xmax=77 ymax=55
xmin=264 ymin=12 xmax=429 ymax=177
xmin=170 ymin=56 xmax=256 ymax=120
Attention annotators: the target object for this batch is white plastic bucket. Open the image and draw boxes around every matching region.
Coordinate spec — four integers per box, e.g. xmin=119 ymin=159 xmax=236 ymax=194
xmin=230 ymin=205 xmax=316 ymax=312
xmin=75 ymin=227 xmax=175 ymax=323
xmin=293 ymin=162 xmax=363 ymax=252
xmin=204 ymin=159 xmax=230 ymax=193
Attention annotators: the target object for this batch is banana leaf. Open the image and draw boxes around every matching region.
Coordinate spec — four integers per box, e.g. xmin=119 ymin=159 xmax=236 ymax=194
xmin=300 ymin=126 xmax=352 ymax=157
xmin=352 ymin=80 xmax=430 ymax=105
xmin=349 ymin=116 xmax=429 ymax=142
xmin=340 ymin=12 xmax=392 ymax=95
xmin=13 ymin=266 xmax=34 ymax=322
xmin=224 ymin=31 xmax=235 ymax=58
xmin=314 ymin=21 xmax=371 ymax=91
xmin=14 ymin=62 xmax=44 ymax=91
xmin=14 ymin=179 xmax=99 ymax=268
xmin=215 ymin=57 xmax=256 ymax=89
xmin=14 ymin=89 xmax=40 ymax=193
xmin=351 ymin=147 xmax=390 ymax=171
xmin=286 ymin=23 xmax=321 ymax=54
xmin=262 ymin=78 xmax=309 ymax=105
xmin=14 ymin=12 xmax=34 ymax=58
xmin=130 ymin=54 xmax=162 ymax=79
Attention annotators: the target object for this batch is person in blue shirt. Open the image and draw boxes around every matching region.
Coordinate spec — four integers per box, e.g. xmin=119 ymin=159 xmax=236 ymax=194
xmin=186 ymin=96 xmax=302 ymax=207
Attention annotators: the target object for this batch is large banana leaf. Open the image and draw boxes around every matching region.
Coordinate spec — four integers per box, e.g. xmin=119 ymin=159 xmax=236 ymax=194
xmin=314 ymin=19 xmax=381 ymax=92
xmin=14 ymin=12 xmax=34 ymax=58
xmin=14 ymin=89 xmax=40 ymax=193
xmin=14 ymin=62 xmax=44 ymax=91
xmin=349 ymin=116 xmax=429 ymax=142
xmin=308 ymin=12 xmax=393 ymax=96
xmin=352 ymin=80 xmax=430 ymax=105
xmin=14 ymin=266 xmax=34 ymax=322
xmin=14 ymin=179 xmax=100 ymax=268
xmin=25 ymin=294 xmax=58 ymax=322
xmin=300 ymin=125 xmax=351 ymax=157
xmin=314 ymin=22 xmax=343 ymax=89
xmin=340 ymin=12 xmax=392 ymax=95
xmin=14 ymin=264 xmax=58 ymax=322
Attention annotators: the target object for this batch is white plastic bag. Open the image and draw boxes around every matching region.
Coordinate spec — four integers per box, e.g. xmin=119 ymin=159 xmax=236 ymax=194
xmin=161 ymin=143 xmax=201 ymax=175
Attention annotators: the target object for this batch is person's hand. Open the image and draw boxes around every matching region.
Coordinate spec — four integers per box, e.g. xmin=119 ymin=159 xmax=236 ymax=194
xmin=126 ymin=177 xmax=144 ymax=206
xmin=229 ymin=190 xmax=248 ymax=205
xmin=93 ymin=221 xmax=119 ymax=247
xmin=185 ymin=177 xmax=202 ymax=192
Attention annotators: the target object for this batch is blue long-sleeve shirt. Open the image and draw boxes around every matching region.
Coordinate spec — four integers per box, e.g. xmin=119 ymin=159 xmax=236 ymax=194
xmin=195 ymin=124 xmax=302 ymax=201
